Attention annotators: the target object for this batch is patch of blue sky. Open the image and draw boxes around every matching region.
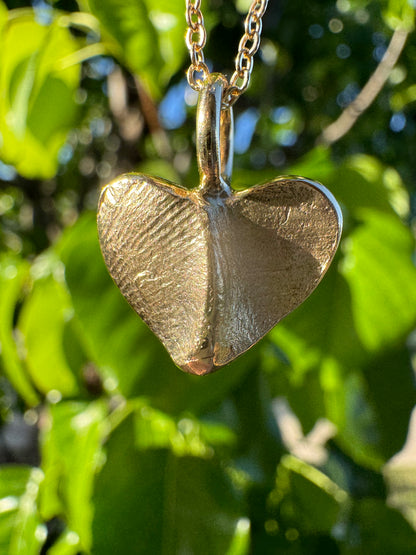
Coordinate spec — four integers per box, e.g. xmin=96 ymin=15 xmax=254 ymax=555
xmin=275 ymin=129 xmax=298 ymax=147
xmin=234 ymin=108 xmax=259 ymax=154
xmin=271 ymin=106 xmax=293 ymax=125
xmin=0 ymin=161 xmax=17 ymax=181
xmin=159 ymin=81 xmax=188 ymax=130
xmin=390 ymin=112 xmax=406 ymax=133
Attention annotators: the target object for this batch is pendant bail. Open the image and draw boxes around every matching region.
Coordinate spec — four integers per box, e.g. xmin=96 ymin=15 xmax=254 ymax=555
xmin=196 ymin=73 xmax=234 ymax=198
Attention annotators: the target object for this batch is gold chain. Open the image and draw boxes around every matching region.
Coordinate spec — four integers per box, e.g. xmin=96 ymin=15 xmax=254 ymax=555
xmin=186 ymin=0 xmax=269 ymax=107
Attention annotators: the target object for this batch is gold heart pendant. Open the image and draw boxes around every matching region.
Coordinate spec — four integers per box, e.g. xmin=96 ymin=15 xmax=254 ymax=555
xmin=97 ymin=75 xmax=342 ymax=375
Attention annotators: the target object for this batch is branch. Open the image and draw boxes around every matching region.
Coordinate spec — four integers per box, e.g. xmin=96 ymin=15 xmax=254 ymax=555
xmin=107 ymin=66 xmax=144 ymax=143
xmin=107 ymin=69 xmax=172 ymax=161
xmin=318 ymin=28 xmax=409 ymax=146
xmin=134 ymin=77 xmax=173 ymax=161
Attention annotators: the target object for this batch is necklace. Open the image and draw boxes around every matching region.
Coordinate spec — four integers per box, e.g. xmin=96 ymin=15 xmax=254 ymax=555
xmin=186 ymin=0 xmax=268 ymax=107
xmin=97 ymin=1 xmax=342 ymax=376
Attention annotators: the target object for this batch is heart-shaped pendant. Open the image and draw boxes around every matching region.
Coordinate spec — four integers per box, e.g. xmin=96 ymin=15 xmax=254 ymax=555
xmin=98 ymin=75 xmax=342 ymax=375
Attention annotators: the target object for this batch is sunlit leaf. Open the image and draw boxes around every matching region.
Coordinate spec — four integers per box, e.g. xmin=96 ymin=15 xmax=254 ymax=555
xmin=128 ymin=400 xmax=236 ymax=455
xmin=340 ymin=209 xmax=416 ymax=352
xmin=0 ymin=256 xmax=39 ymax=406
xmin=0 ymin=11 xmax=80 ymax=178
xmin=270 ymin=455 xmax=348 ymax=534
xmin=18 ymin=266 xmax=78 ymax=397
xmin=80 ymin=0 xmax=186 ymax=97
xmin=391 ymin=84 xmax=416 ymax=111
xmin=47 ymin=529 xmax=81 ymax=555
xmin=226 ymin=518 xmax=251 ymax=555
xmin=0 ymin=466 xmax=45 ymax=555
xmin=327 ymin=154 xmax=410 ymax=219
xmin=142 ymin=0 xmax=187 ymax=85
xmin=40 ymin=401 xmax=106 ymax=552
xmin=383 ymin=0 xmax=415 ymax=31
xmin=286 ymin=146 xmax=336 ymax=183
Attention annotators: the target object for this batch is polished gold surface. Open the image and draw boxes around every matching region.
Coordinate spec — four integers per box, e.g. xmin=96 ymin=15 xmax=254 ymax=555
xmin=97 ymin=76 xmax=342 ymax=375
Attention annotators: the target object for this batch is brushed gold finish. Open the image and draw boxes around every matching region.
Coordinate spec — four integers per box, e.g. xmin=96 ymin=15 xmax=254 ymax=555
xmin=97 ymin=75 xmax=342 ymax=375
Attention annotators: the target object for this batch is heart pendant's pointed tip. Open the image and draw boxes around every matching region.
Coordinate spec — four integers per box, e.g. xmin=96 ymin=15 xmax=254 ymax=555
xmin=180 ymin=356 xmax=219 ymax=376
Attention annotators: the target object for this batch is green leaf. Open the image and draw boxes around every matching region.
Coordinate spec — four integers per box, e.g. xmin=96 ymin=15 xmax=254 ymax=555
xmin=0 ymin=256 xmax=39 ymax=406
xmin=40 ymin=401 xmax=106 ymax=552
xmin=0 ymin=466 xmax=45 ymax=555
xmin=18 ymin=268 xmax=78 ymax=397
xmin=270 ymin=455 xmax=348 ymax=534
xmin=391 ymin=83 xmax=416 ymax=111
xmin=0 ymin=11 xmax=80 ymax=178
xmin=269 ymin=266 xmax=364 ymax=388
xmin=125 ymin=400 xmax=236 ymax=455
xmin=234 ymin=145 xmax=336 ymax=191
xmin=226 ymin=518 xmax=251 ymax=555
xmin=365 ymin=345 xmax=416 ymax=459
xmin=0 ymin=1 xmax=7 ymax=28
xmin=59 ymin=214 xmax=254 ymax=414
xmin=135 ymin=345 xmax=258 ymax=416
xmin=383 ymin=0 xmax=415 ymax=31
xmin=340 ymin=209 xmax=416 ymax=352
xmin=347 ymin=499 xmax=416 ymax=554
xmin=286 ymin=146 xmax=336 ymax=183
xmin=137 ymin=158 xmax=181 ymax=185
xmin=92 ymin=415 xmax=246 ymax=554
xmin=142 ymin=0 xmax=187 ymax=85
xmin=327 ymin=154 xmax=410 ymax=220
xmin=47 ymin=529 xmax=81 ymax=555
xmin=81 ymin=0 xmax=186 ymax=97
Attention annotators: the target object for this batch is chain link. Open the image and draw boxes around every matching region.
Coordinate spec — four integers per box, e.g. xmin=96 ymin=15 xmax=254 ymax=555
xmin=186 ymin=0 xmax=269 ymax=107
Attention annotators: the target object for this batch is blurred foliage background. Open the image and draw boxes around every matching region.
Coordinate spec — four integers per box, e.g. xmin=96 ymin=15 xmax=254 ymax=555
xmin=0 ymin=0 xmax=416 ymax=553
